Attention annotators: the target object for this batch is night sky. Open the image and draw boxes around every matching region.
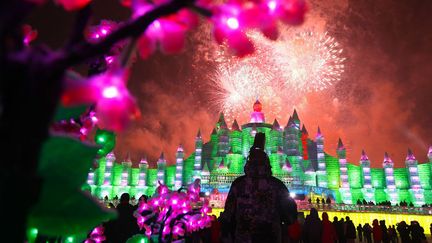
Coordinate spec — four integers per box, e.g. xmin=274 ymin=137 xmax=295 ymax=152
xmin=28 ymin=0 xmax=432 ymax=167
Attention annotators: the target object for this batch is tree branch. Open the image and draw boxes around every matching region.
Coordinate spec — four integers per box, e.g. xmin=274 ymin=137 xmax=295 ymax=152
xmin=57 ymin=0 xmax=206 ymax=68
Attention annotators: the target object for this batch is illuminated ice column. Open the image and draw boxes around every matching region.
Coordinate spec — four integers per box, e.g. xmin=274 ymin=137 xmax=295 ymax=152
xmin=157 ymin=152 xmax=166 ymax=184
xmin=104 ymin=152 xmax=115 ymax=186
xmin=405 ymin=149 xmax=424 ymax=206
xmin=383 ymin=152 xmax=398 ymax=204
xmin=87 ymin=168 xmax=95 ymax=185
xmin=360 ymin=150 xmax=374 ymax=202
xmin=316 ymin=127 xmax=327 ymax=188
xmin=175 ymin=144 xmax=184 ymax=190
xmin=121 ymin=153 xmax=132 ymax=186
xmin=194 ymin=129 xmax=203 ymax=180
xmin=138 ymin=157 xmax=148 ymax=186
xmin=337 ymin=138 xmax=352 ymax=204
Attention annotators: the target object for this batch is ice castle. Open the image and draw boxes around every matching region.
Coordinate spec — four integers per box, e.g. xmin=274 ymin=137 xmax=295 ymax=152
xmin=87 ymin=100 xmax=432 ymax=206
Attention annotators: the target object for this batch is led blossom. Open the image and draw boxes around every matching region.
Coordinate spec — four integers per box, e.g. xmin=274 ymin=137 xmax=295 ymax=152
xmin=61 ymin=69 xmax=140 ymax=131
xmin=22 ymin=25 xmax=38 ymax=46
xmin=134 ymin=179 xmax=212 ymax=241
xmin=133 ymin=0 xmax=199 ymax=59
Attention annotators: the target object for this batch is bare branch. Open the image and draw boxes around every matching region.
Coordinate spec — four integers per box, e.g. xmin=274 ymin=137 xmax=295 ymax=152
xmin=57 ymin=0 xmax=206 ymax=68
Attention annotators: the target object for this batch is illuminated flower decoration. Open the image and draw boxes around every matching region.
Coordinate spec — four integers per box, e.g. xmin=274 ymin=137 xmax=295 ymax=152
xmin=54 ymin=0 xmax=92 ymax=11
xmin=133 ymin=0 xmax=198 ymax=59
xmin=22 ymin=24 xmax=38 ymax=46
xmin=84 ymin=225 xmax=105 ymax=243
xmin=211 ymin=4 xmax=255 ymax=57
xmin=87 ymin=20 xmax=118 ymax=43
xmin=134 ymin=180 xmax=212 ymax=241
xmin=62 ymin=68 xmax=140 ymax=131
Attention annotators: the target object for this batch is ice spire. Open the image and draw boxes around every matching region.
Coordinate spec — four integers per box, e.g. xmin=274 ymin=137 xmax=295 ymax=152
xmin=272 ymin=119 xmax=281 ymax=130
xmin=337 ymin=138 xmax=344 ymax=150
xmin=316 ymin=126 xmax=322 ymax=138
xmin=292 ymin=109 xmax=299 ymax=122
xmin=360 ymin=149 xmax=369 ymax=161
xmin=406 ymin=148 xmax=416 ymax=160
xmin=301 ymin=124 xmax=308 ymax=135
xmin=231 ymin=119 xmax=241 ymax=131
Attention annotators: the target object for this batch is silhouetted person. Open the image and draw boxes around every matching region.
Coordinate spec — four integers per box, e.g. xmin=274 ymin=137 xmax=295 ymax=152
xmin=220 ymin=133 xmax=297 ymax=243
xmin=105 ymin=193 xmax=139 ymax=242
xmin=345 ymin=216 xmax=356 ymax=243
xmin=372 ymin=219 xmax=382 ymax=243
xmin=302 ymin=208 xmax=322 ymax=243
xmin=410 ymin=221 xmax=426 ymax=243
xmin=388 ymin=225 xmax=397 ymax=243
xmin=396 ymin=221 xmax=410 ymax=243
xmin=338 ymin=218 xmax=347 ymax=243
xmin=363 ymin=223 xmax=372 ymax=243
xmin=321 ymin=212 xmax=336 ymax=243
xmin=357 ymin=224 xmax=363 ymax=242
xmin=326 ymin=196 xmax=331 ymax=205
xmin=380 ymin=220 xmax=389 ymax=243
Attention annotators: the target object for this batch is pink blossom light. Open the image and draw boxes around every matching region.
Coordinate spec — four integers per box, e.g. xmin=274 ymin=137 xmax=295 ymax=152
xmin=226 ymin=17 xmax=239 ymax=30
xmin=102 ymin=86 xmax=120 ymax=98
xmin=268 ymin=0 xmax=277 ymax=11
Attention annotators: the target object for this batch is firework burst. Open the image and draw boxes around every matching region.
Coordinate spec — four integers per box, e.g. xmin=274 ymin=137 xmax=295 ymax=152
xmin=193 ymin=26 xmax=345 ymax=124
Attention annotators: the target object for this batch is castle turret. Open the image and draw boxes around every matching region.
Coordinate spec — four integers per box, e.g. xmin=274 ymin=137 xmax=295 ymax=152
xmin=104 ymin=152 xmax=116 ymax=186
xmin=217 ymin=113 xmax=229 ymax=157
xmin=138 ymin=157 xmax=148 ymax=186
xmin=157 ymin=152 xmax=166 ymax=184
xmin=406 ymin=149 xmax=420 ymax=189
xmin=337 ymin=138 xmax=351 ymax=203
xmin=383 ymin=152 xmax=398 ymax=204
xmin=316 ymin=127 xmax=327 ymax=187
xmin=175 ymin=144 xmax=184 ymax=190
xmin=301 ymin=125 xmax=309 ymax=160
xmin=360 ymin=150 xmax=372 ymax=188
xmin=250 ymin=100 xmax=265 ymax=123
xmin=285 ymin=114 xmax=300 ymax=156
xmin=229 ymin=119 xmax=242 ymax=154
xmin=405 ymin=149 xmax=424 ymax=206
xmin=194 ymin=129 xmax=203 ymax=180
xmin=292 ymin=109 xmax=300 ymax=129
xmin=428 ymin=146 xmax=432 ymax=162
xmin=360 ymin=150 xmax=374 ymax=202
xmin=121 ymin=152 xmax=132 ymax=186
xmin=269 ymin=119 xmax=283 ymax=154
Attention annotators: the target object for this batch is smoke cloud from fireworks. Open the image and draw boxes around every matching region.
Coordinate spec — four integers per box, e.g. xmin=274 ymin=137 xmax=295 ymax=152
xmin=29 ymin=0 xmax=431 ymax=166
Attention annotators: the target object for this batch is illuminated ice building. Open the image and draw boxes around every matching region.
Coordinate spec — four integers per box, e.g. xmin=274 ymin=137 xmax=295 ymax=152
xmin=87 ymin=101 xmax=432 ymax=207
